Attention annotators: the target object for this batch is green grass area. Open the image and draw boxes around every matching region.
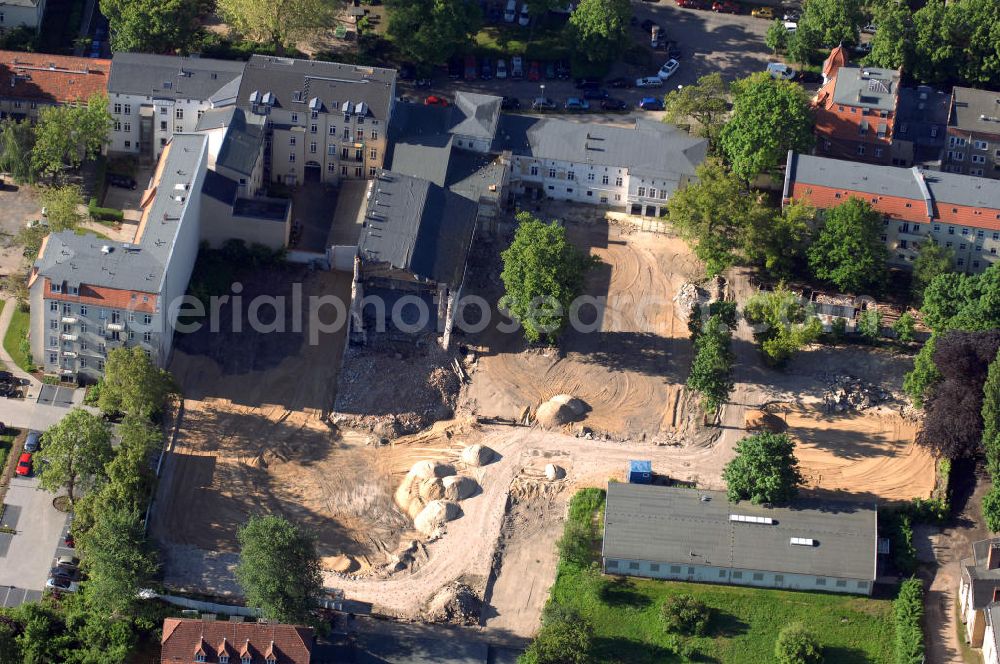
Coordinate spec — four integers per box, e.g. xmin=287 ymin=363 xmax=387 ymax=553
xmin=2 ymin=302 xmax=33 ymax=374
xmin=0 ymin=427 xmax=21 ymax=480
xmin=473 ymin=25 xmax=570 ymax=60
xmin=545 ymin=490 xmax=895 ymax=663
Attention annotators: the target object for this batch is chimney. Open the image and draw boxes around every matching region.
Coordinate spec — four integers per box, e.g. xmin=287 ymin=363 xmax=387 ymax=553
xmin=988 ymin=543 xmax=1000 ymax=570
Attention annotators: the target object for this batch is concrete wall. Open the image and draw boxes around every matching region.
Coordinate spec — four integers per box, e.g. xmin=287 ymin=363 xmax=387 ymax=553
xmin=200 ymin=194 xmax=289 ymax=251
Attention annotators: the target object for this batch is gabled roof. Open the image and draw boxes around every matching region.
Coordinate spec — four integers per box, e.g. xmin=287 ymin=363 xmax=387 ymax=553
xmin=950 ymin=86 xmax=1000 ymax=136
xmin=160 ymin=618 xmax=314 ymax=664
xmin=822 ymin=44 xmax=849 ymax=81
xmin=109 ymin=53 xmax=244 ymax=101
xmin=0 ymin=50 xmax=110 ymax=104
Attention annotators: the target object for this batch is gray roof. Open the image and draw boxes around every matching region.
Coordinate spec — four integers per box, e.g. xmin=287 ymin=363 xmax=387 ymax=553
xmin=451 ymin=91 xmax=502 ymax=140
xmin=196 ymin=107 xmax=264 ymax=176
xmin=358 ymin=171 xmax=478 ymax=286
xmin=36 ymin=134 xmax=208 ymax=295
xmin=202 ymin=169 xmax=237 ymax=204
xmin=602 ymin=484 xmax=877 ymax=581
xmin=786 ymin=153 xmax=1000 ymax=215
xmin=989 ymin=604 xmax=1000 ymax=654
xmin=962 ymin=538 xmax=1000 ymax=610
xmin=831 ymin=65 xmax=900 ymax=112
xmin=236 ymin=55 xmax=395 ymax=120
xmin=895 ymin=85 xmax=950 ymax=164
xmin=950 ymin=86 xmax=1000 ymax=136
xmin=493 ymin=116 xmax=707 ymax=182
xmin=108 ymin=53 xmax=244 ymax=101
xmin=195 ymin=106 xmax=236 ymax=132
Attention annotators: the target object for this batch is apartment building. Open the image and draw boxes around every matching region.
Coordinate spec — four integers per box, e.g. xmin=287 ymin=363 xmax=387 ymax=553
xmin=0 ymin=0 xmax=46 ymax=30
xmin=28 ymin=134 xmax=208 ymax=382
xmin=814 ymin=45 xmax=900 ymax=165
xmin=942 ymin=86 xmax=1000 ymax=179
xmin=235 ymin=55 xmax=397 ymax=187
xmin=0 ymin=50 xmax=110 ymax=122
xmin=783 ymin=151 xmax=1000 ymax=274
xmin=494 ymin=116 xmax=707 ymax=217
xmin=107 ymin=53 xmax=244 ymax=159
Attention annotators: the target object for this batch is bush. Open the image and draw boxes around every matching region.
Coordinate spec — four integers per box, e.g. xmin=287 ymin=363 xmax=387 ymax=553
xmin=884 ymin=512 xmax=917 ymax=575
xmin=984 ymin=484 xmax=1000 ymax=532
xmin=661 ymin=594 xmax=711 ymax=636
xmin=857 ymin=308 xmax=882 ymax=343
xmin=708 ymin=300 xmax=738 ymax=328
xmin=893 ymin=578 xmax=924 ymax=664
xmin=775 ymin=622 xmax=822 ymax=664
xmin=893 ymin=312 xmax=916 ymax=343
xmin=88 ymin=197 xmax=125 ymax=223
xmin=829 ymin=317 xmax=847 ymax=344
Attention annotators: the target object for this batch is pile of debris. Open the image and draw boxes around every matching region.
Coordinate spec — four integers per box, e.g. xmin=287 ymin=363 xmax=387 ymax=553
xmin=673 ymin=282 xmax=706 ymax=322
xmin=822 ymin=375 xmax=892 ymax=412
xmin=423 ymin=582 xmax=482 ymax=626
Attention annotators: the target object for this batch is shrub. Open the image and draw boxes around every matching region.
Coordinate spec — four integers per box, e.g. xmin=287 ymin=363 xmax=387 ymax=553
xmin=829 ymin=317 xmax=847 ymax=344
xmin=893 ymin=578 xmax=924 ymax=664
xmin=893 ymin=312 xmax=916 ymax=343
xmin=774 ymin=622 xmax=822 ymax=664
xmin=661 ymin=594 xmax=712 ymax=636
xmin=88 ymin=198 xmax=125 ymax=223
xmin=857 ymin=308 xmax=882 ymax=343
xmin=984 ymin=484 xmax=1000 ymax=532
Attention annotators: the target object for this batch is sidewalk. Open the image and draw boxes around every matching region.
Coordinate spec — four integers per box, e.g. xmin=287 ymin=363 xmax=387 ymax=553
xmin=0 ymin=297 xmax=41 ymax=400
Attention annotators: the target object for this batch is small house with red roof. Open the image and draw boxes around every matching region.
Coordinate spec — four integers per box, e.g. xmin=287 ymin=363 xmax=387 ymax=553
xmin=160 ymin=617 xmax=315 ymax=664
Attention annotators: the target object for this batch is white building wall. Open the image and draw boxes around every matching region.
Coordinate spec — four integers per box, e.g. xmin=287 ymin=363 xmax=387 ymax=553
xmin=985 ymin=621 xmax=999 ymax=664
xmin=880 ymin=217 xmax=1000 ymax=274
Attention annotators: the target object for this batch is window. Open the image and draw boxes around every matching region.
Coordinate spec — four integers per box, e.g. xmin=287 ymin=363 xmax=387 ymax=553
xmin=637 ymin=187 xmax=646 ymax=197
xmin=815 ymin=578 xmax=827 ymax=586
xmin=355 ymin=167 xmax=362 ymax=177
xmin=289 ymin=136 xmax=296 ymax=147
xmin=649 ymin=188 xmax=656 ymax=198
xmin=719 ymin=569 xmax=727 ymax=578
xmin=946 ymin=241 xmax=953 ymax=248
xmin=113 ymin=103 xmax=122 ymax=114
xmin=289 ymin=153 xmax=296 ymax=163
xmin=649 ymin=563 xmax=660 ymax=572
xmin=606 ymin=559 xmax=618 ymax=569
xmin=949 ymin=226 xmax=955 ymax=235
xmin=371 ymin=130 xmax=378 ymax=140
xmin=933 ymin=224 xmax=941 ymax=232
xmin=98 ymin=360 xmax=105 ymax=371
xmin=587 ymin=173 xmax=595 ymax=182
xmin=81 ymin=325 xmax=87 ymax=334
xmin=370 ymin=148 xmax=377 ymax=160
xmin=342 ymin=147 xmax=349 ymax=159
xmin=977 ymin=230 xmax=985 ymax=239
xmin=687 ymin=567 xmax=695 ymax=575
xmin=602 ymin=175 xmax=609 ymax=185
xmin=310 ymin=142 xmax=317 ymax=154
xmin=973 ymin=154 xmax=987 ymax=164
xmin=125 ymin=141 xmax=131 ymax=149
xmin=732 ymin=571 xmax=742 ymax=579
xmin=143 ymin=331 xmax=152 ymax=343
xmin=50 ymin=320 xmax=57 ymax=330
xmin=50 ymin=336 xmax=58 ymax=347
xmin=857 ymin=145 xmax=866 ymax=156
xmin=242 ymin=657 xmax=251 ymax=664
xmin=355 ymin=148 xmax=362 ymax=160
xmin=50 ymin=302 xmax=58 ymax=312
xmin=628 ymin=562 xmax=640 ymax=570
xmin=266 ymin=658 xmax=276 ymax=664
xmin=752 ymin=573 xmax=764 ymax=581
xmin=958 ymin=258 xmax=965 ymax=266
xmin=175 ymin=108 xmax=183 ymax=120
xmin=774 ymin=575 xmax=784 ymax=583
xmin=567 ymin=171 xmax=575 ymax=181
xmin=975 ymin=140 xmax=988 ymax=150
xmin=328 ymin=162 xmax=336 ymax=172
xmin=670 ymin=565 xmax=681 ymax=574
xmin=615 ymin=177 xmax=623 ymax=187
xmin=310 ymin=124 xmax=318 ymax=134
xmin=548 ymin=168 xmax=556 ymax=178
xmin=857 ymin=581 xmax=869 ymax=591
xmin=330 ymin=125 xmax=337 ymax=136
xmin=143 ymin=314 xmax=152 ymax=325
xmin=369 ymin=167 xmax=377 ymax=176
xmin=994 ymin=233 xmax=999 ymax=241
xmin=291 ymin=113 xmax=298 ymax=123
xmin=962 ymin=227 xmax=969 ymax=236
xmin=50 ymin=353 xmax=58 ymax=365
xmin=175 ymin=125 xmax=183 ymax=133
xmin=195 ymin=655 xmax=206 ymax=663
xmin=954 ymin=151 xmax=965 ymax=162
xmin=930 ymin=126 xmax=939 ymax=138
xmin=874 ymin=147 xmax=883 ymax=158
xmin=530 ymin=166 xmax=539 ymax=176
xmin=219 ymin=657 xmax=230 ymax=664
xmin=341 ymin=166 xmax=348 ymax=176
xmin=328 ymin=145 xmax=336 ymax=156
xmin=124 ymin=122 xmax=131 ymax=133
xmin=356 ymin=128 xmax=364 ymax=141
xmin=159 ymin=107 xmax=167 ymax=115
xmin=836 ymin=579 xmax=847 ymax=588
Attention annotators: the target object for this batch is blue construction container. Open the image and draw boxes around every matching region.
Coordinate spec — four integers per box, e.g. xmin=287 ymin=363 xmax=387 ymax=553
xmin=627 ymin=460 xmax=652 ymax=484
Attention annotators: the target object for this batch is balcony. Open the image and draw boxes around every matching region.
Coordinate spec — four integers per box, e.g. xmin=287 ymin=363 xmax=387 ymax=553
xmin=62 ymin=351 xmax=77 ymax=358
xmin=61 ymin=333 xmax=78 ymax=341
xmin=61 ymin=316 xmax=77 ymax=324
xmin=106 ymin=322 xmax=125 ymax=332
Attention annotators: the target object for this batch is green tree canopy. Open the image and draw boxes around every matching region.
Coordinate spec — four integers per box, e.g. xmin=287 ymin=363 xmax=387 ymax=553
xmin=983 ymin=350 xmax=1000 ymax=477
xmin=748 ymin=200 xmax=816 ymax=279
xmin=743 ymin=286 xmax=822 ymax=366
xmin=661 ymin=594 xmax=712 ymax=636
xmin=387 ymin=0 xmax=482 ymax=66
xmin=857 ymin=308 xmax=882 ymax=343
xmin=797 ymin=0 xmax=863 ymax=47
xmin=864 ymin=0 xmax=912 ymax=70
xmin=40 ymin=408 xmax=113 ymax=504
xmin=910 ymin=240 xmax=954 ymax=305
xmin=893 ymin=578 xmax=925 ymax=664
xmin=216 ymin=0 xmax=331 ymax=50
xmin=520 ymin=605 xmax=594 ymax=664
xmin=566 ymin=0 xmax=631 ymax=69
xmin=774 ymin=622 xmax=823 ymax=664
xmin=0 ymin=119 xmax=37 ymax=184
xmin=39 ymin=184 xmax=84 ymax=233
xmin=236 ymin=514 xmax=323 ymax=625
xmin=686 ymin=314 xmax=734 ymax=412
xmin=893 ymin=312 xmax=916 ymax=343
xmin=662 ymin=72 xmax=730 ymax=149
xmin=96 ymin=347 xmax=175 ymax=420
xmin=100 ymin=0 xmax=203 ymax=54
xmin=500 ymin=212 xmax=597 ymax=343
xmin=787 ymin=23 xmax=822 ymax=65
xmin=909 ymin=0 xmax=962 ymax=85
xmin=719 ymin=73 xmax=814 ymax=182
xmin=79 ymin=506 xmax=158 ymax=617
xmin=724 ymin=432 xmax=803 ymax=504
xmin=807 ymin=197 xmax=888 ymax=293
xmin=984 ymin=484 xmax=1000 ymax=532
xmin=765 ymin=19 xmax=789 ymax=53
xmin=32 ymin=93 xmax=111 ymax=178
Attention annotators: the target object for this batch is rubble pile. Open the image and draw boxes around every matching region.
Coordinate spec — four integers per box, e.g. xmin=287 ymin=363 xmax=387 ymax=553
xmin=423 ymin=582 xmax=482 ymax=625
xmin=822 ymin=375 xmax=892 ymax=412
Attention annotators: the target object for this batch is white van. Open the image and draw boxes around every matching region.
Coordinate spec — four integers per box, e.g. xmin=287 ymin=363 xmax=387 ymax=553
xmin=504 ymin=0 xmax=517 ymax=22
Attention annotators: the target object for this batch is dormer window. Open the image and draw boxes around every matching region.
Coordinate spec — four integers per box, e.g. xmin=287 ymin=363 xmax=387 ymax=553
xmin=242 ymin=657 xmax=251 ymax=664
xmin=195 ymin=656 xmax=206 ymax=663
xmin=266 ymin=658 xmax=277 ymax=664
xmin=51 ymin=283 xmax=62 ymax=293
xmin=219 ymin=656 xmax=229 ymax=664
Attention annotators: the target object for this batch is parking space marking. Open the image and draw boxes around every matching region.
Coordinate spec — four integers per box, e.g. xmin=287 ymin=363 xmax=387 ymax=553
xmin=0 ymin=505 xmax=21 ymax=530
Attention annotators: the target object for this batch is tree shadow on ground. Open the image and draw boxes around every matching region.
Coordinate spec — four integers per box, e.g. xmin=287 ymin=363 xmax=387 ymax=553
xmin=599 ymin=576 xmax=652 ymax=609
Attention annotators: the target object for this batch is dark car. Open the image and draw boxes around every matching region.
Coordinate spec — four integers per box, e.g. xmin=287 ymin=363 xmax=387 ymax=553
xmin=527 ymin=60 xmax=542 ymax=81
xmin=582 ymin=88 xmax=609 ymax=100
xmin=531 ymin=97 xmax=558 ymax=111
xmin=415 ymin=77 xmax=432 ymax=88
xmin=398 ymin=63 xmax=416 ymax=80
xmin=555 ymin=59 xmax=571 ymax=79
xmin=640 ymin=18 xmax=658 ymax=31
xmin=795 ymin=70 xmax=823 ymax=84
xmin=107 ymin=173 xmax=137 ymax=190
xmin=480 ymin=57 xmax=493 ymax=80
xmin=464 ymin=54 xmax=478 ymax=80
xmin=601 ymin=98 xmax=629 ymax=111
xmin=49 ymin=565 xmax=81 ymax=581
xmin=501 ymin=96 xmax=521 ymax=110
xmin=574 ymin=77 xmax=601 ymax=90
xmin=25 ymin=431 xmax=41 ymax=453
xmin=664 ymin=42 xmax=683 ymax=59
xmin=447 ymin=57 xmax=462 ymax=79
xmin=608 ymin=77 xmax=633 ymax=89
xmin=638 ymin=96 xmax=664 ymax=110
xmin=544 ymin=61 xmax=557 ymax=79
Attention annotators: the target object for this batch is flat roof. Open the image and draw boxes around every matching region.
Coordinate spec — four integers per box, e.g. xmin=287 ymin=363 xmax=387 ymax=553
xmin=603 ymin=483 xmax=877 ymax=581
xmin=951 ymin=86 xmax=1000 ymax=135
xmin=831 ymin=65 xmax=899 ymax=112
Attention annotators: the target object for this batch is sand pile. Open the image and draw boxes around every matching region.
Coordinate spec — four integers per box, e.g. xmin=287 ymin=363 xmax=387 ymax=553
xmin=744 ymin=409 xmax=787 ymax=433
xmin=327 ymin=554 xmax=359 ymax=574
xmin=535 ymin=394 xmax=589 ymax=429
xmin=549 ymin=394 xmax=588 ymax=416
xmin=414 ymin=500 xmax=462 ymax=536
xmin=545 ymin=464 xmax=565 ymax=480
xmin=442 ymin=475 xmax=478 ymax=501
xmin=410 ymin=460 xmax=456 ymax=480
xmin=424 ymin=582 xmax=481 ymax=625
xmin=461 ymin=444 xmax=495 ymax=467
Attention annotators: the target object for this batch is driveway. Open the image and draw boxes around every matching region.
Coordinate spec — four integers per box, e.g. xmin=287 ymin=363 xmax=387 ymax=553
xmin=0 ymin=476 xmax=73 ymax=600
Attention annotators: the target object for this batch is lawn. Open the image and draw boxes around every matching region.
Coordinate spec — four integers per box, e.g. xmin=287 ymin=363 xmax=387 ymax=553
xmin=0 ymin=427 xmax=20 ymax=482
xmin=2 ymin=301 xmax=33 ymax=374
xmin=545 ymin=489 xmax=896 ymax=664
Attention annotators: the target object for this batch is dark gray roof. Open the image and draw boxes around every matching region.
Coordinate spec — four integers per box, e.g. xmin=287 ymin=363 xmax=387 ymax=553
xmin=36 ymin=134 xmax=208 ymax=294
xmin=962 ymin=538 xmax=1000 ymax=610
xmin=358 ymin=171 xmax=478 ymax=286
xmin=786 ymin=153 xmax=1000 ymax=213
xmin=990 ymin=604 xmax=1000 ymax=654
xmin=108 ymin=53 xmax=244 ymax=101
xmin=218 ymin=109 xmax=265 ymax=176
xmin=236 ymin=55 xmax=395 ymax=120
xmin=602 ymin=484 xmax=877 ymax=581
xmin=451 ymin=91 xmax=502 ymax=140
xmin=831 ymin=65 xmax=899 ymax=112
xmin=194 ymin=106 xmax=236 ymax=131
xmin=202 ymin=169 xmax=237 ymax=204
xmin=493 ymin=116 xmax=706 ymax=182
xmin=896 ymin=85 xmax=950 ymax=164
xmin=950 ymin=86 xmax=1000 ymax=136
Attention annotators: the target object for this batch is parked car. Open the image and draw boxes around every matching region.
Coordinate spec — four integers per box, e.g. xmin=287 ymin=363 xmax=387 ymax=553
xmin=608 ymin=77 xmax=633 ymax=88
xmin=107 ymin=173 xmax=137 ymax=189
xmin=424 ymin=95 xmax=449 ymax=106
xmin=56 ymin=556 xmax=80 ymax=568
xmin=518 ymin=3 xmax=530 ymax=26
xmin=795 ymin=70 xmax=823 ymax=84
xmin=511 ymin=56 xmax=524 ymax=79
xmin=501 ymin=96 xmax=521 ymax=110
xmin=766 ymin=62 xmax=795 ymax=80
xmin=448 ymin=57 xmax=462 ymax=78
xmin=399 ymin=63 xmax=416 ymax=80
xmin=46 ymin=577 xmax=79 ymax=593
xmin=479 ymin=57 xmax=492 ymax=80
xmin=24 ymin=431 xmax=41 ymax=453
xmin=15 ymin=452 xmax=31 ymax=477
xmin=676 ymin=0 xmax=708 ymax=7
xmin=664 ymin=41 xmax=683 ymax=59
xmin=582 ymin=88 xmax=608 ymax=100
xmin=639 ymin=96 xmax=665 ymax=110
xmin=544 ymin=61 xmax=557 ymax=79
xmin=503 ymin=0 xmax=517 ymax=22
xmin=853 ymin=42 xmax=872 ymax=56
xmin=555 ymin=59 xmax=571 ymax=79
xmin=783 ymin=21 xmax=797 ymax=32
xmin=496 ymin=58 xmax=508 ymax=79
xmin=64 ymin=533 xmax=75 ymax=548
xmin=636 ymin=76 xmax=665 ymax=88
xmin=657 ymin=59 xmax=680 ymax=80
xmin=531 ymin=97 xmax=558 ymax=111
xmin=712 ymin=1 xmax=740 ymax=13
xmin=600 ymin=97 xmax=629 ymax=111
xmin=527 ymin=60 xmax=541 ymax=81
xmin=640 ymin=19 xmax=658 ymax=32
xmin=782 ymin=10 xmax=799 ymax=21
xmin=650 ymin=25 xmax=662 ymax=48
xmin=575 ymin=77 xmax=601 ymax=89
xmin=862 ymin=22 xmax=877 ymax=34
xmin=751 ymin=6 xmax=773 ymax=19
xmin=564 ymin=97 xmax=590 ymax=111
xmin=415 ymin=77 xmax=432 ymax=88
xmin=464 ymin=54 xmax=478 ymax=80
xmin=49 ymin=565 xmax=81 ymax=581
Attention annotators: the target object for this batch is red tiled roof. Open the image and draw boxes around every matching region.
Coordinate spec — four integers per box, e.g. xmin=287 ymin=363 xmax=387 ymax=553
xmin=822 ymin=44 xmax=848 ymax=81
xmin=43 ymin=278 xmax=158 ymax=313
xmin=160 ymin=619 xmax=314 ymax=664
xmin=0 ymin=50 xmax=110 ymax=105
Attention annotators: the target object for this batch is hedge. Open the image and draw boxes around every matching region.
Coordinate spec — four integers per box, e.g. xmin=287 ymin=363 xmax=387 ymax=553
xmin=893 ymin=578 xmax=924 ymax=664
xmin=88 ymin=198 xmax=125 ymax=223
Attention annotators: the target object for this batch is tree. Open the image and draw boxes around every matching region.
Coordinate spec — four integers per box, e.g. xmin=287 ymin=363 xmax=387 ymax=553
xmin=79 ymin=506 xmax=158 ymax=617
xmin=661 ymin=594 xmax=712 ymax=636
xmin=857 ymin=308 xmax=882 ymax=343
xmin=236 ymin=515 xmax=323 ymax=625
xmin=807 ymin=197 xmax=888 ymax=293
xmin=903 ymin=334 xmax=941 ymax=407
xmin=0 ymin=119 xmax=37 ymax=184
xmin=566 ymin=0 xmax=631 ymax=69
xmin=38 ymin=184 xmax=84 ymax=233
xmin=719 ymin=72 xmax=814 ymax=182
xmin=520 ymin=605 xmax=594 ymax=664
xmin=775 ymin=622 xmax=823 ymax=664
xmin=743 ymin=286 xmax=822 ymax=366
xmin=500 ymin=212 xmax=597 ymax=343
xmin=797 ymin=0 xmax=862 ymax=47
xmin=39 ymin=409 xmax=113 ymax=504
xmin=983 ymin=350 xmax=1000 ymax=476
xmin=387 ymin=0 xmax=482 ymax=66
xmin=864 ymin=0 xmax=912 ymax=70
xmin=686 ymin=314 xmax=733 ymax=412
xmin=909 ymin=0 xmax=961 ymax=86
xmin=662 ymin=72 xmax=730 ymax=149
xmin=723 ymin=432 xmax=803 ymax=504
xmin=953 ymin=0 xmax=1000 ymax=87
xmin=749 ymin=200 xmax=815 ymax=279
xmin=787 ymin=23 xmax=821 ymax=65
xmin=765 ymin=19 xmax=789 ymax=53
xmin=100 ymin=0 xmax=203 ymax=54
xmin=893 ymin=578 xmax=925 ymax=664
xmin=984 ymin=484 xmax=1000 ymax=532
xmin=96 ymin=347 xmax=175 ymax=420
xmin=32 ymin=93 xmax=112 ymax=178
xmin=893 ymin=312 xmax=916 ymax=343
xmin=664 ymin=160 xmax=771 ymax=275
xmin=910 ymin=241 xmax=954 ymax=305
xmin=216 ymin=0 xmax=332 ymax=51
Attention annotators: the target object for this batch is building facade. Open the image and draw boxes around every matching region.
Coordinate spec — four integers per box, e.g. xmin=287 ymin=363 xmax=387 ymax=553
xmin=784 ymin=152 xmax=1000 ymax=273
xmin=602 ymin=483 xmax=878 ymax=596
xmin=0 ymin=50 xmax=110 ymax=122
xmin=960 ymin=538 xmax=1000 ymax=654
xmin=29 ymin=134 xmax=208 ymax=382
xmin=943 ymin=86 xmax=1000 ymax=179
xmin=0 ymin=0 xmax=46 ymax=30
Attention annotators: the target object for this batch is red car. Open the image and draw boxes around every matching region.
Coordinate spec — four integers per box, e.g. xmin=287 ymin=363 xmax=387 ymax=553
xmin=15 ymin=452 xmax=31 ymax=476
xmin=424 ymin=95 xmax=449 ymax=107
xmin=712 ymin=0 xmax=740 ymax=12
xmin=527 ymin=60 xmax=542 ymax=82
xmin=463 ymin=54 xmax=477 ymax=80
xmin=676 ymin=0 xmax=708 ymax=7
